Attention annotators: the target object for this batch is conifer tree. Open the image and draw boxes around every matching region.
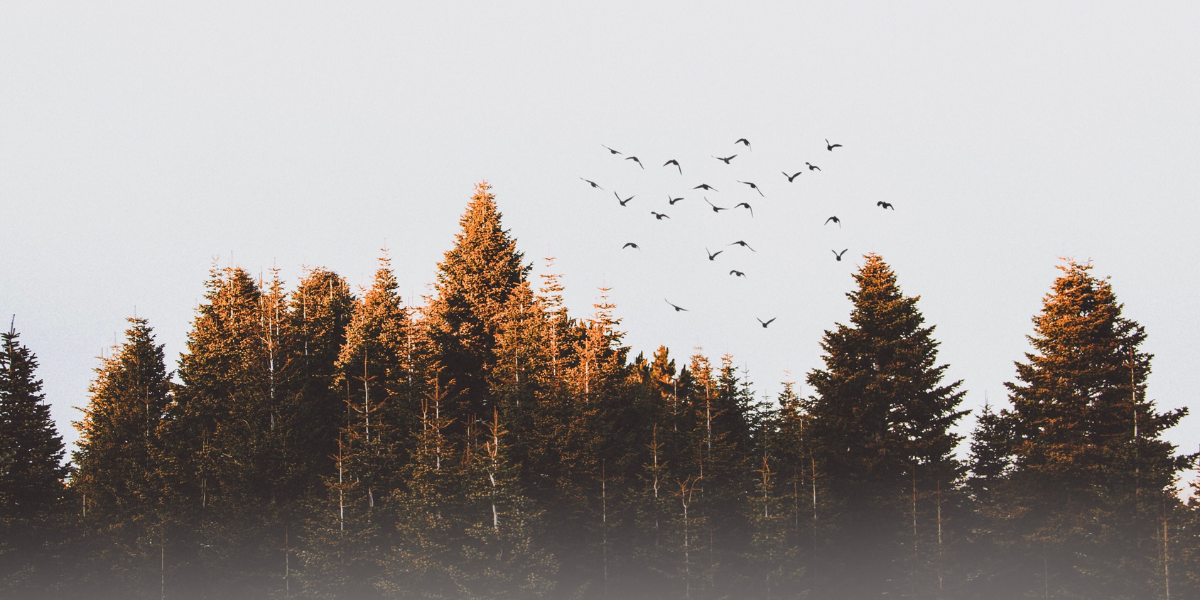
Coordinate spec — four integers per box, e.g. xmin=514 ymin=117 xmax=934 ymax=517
xmin=71 ymin=317 xmax=172 ymax=594
xmin=0 ymin=321 xmax=69 ymax=596
xmin=990 ymin=259 xmax=1196 ymax=599
xmin=804 ymin=253 xmax=967 ymax=599
xmin=425 ymin=181 xmax=531 ymax=428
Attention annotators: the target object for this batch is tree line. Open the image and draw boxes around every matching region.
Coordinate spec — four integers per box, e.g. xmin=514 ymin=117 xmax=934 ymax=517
xmin=2 ymin=182 xmax=1197 ymax=599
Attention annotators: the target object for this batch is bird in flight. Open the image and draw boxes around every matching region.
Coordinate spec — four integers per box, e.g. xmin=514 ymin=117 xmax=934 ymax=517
xmin=783 ymin=171 xmax=802 ymax=182
xmin=615 ymin=192 xmax=635 ymax=206
xmin=877 ymin=201 xmax=894 ymax=210
xmin=580 ymin=178 xmax=603 ymax=190
xmin=736 ymin=138 xmax=751 ymax=150
xmin=833 ymin=249 xmax=848 ymax=261
xmin=706 ymin=248 xmax=723 ymax=261
xmin=665 ymin=299 xmax=688 ymax=312
xmin=825 ymin=216 xmax=841 ymax=227
xmin=664 ymin=159 xmax=682 ymax=175
xmin=694 ymin=183 xmax=718 ymax=191
xmin=623 ymin=243 xmax=640 ymax=250
xmin=757 ymin=317 xmax=776 ymax=328
xmin=713 ymin=155 xmax=737 ymax=164
xmin=626 ymin=156 xmax=645 ymax=169
xmin=602 ymin=145 xmax=621 ymax=155
xmin=729 ymin=240 xmax=755 ymax=252
xmin=807 ymin=162 xmax=821 ymax=171
xmin=738 ymin=181 xmax=764 ymax=197
xmin=729 ymin=270 xmax=746 ymax=278
xmin=651 ymin=211 xmax=670 ymax=220
xmin=734 ymin=202 xmax=754 ymax=217
xmin=826 ymin=139 xmax=842 ymax=151
xmin=705 ymin=198 xmax=728 ymax=213
xmin=668 ymin=195 xmax=685 ymax=205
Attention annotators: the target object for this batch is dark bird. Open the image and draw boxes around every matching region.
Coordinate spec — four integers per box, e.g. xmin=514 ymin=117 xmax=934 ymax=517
xmin=757 ymin=317 xmax=776 ymax=328
xmin=706 ymin=248 xmax=723 ymax=261
xmin=877 ymin=201 xmax=894 ymax=210
xmin=833 ymin=248 xmax=848 ymax=261
xmin=783 ymin=171 xmax=802 ymax=182
xmin=705 ymin=198 xmax=727 ymax=213
xmin=713 ymin=155 xmax=737 ymax=164
xmin=734 ymin=202 xmax=754 ymax=217
xmin=651 ymin=211 xmax=670 ymax=220
xmin=602 ymin=145 xmax=621 ymax=155
xmin=615 ymin=192 xmax=635 ymax=207
xmin=825 ymin=216 xmax=841 ymax=227
xmin=668 ymin=195 xmax=685 ymax=205
xmin=729 ymin=240 xmax=755 ymax=252
xmin=826 ymin=139 xmax=842 ymax=151
xmin=735 ymin=138 xmax=751 ymax=149
xmin=626 ymin=156 xmax=645 ymax=169
xmin=694 ymin=183 xmax=718 ymax=191
xmin=665 ymin=299 xmax=688 ymax=312
xmin=664 ymin=159 xmax=682 ymax=174
xmin=580 ymin=178 xmax=604 ymax=190
xmin=623 ymin=243 xmax=640 ymax=250
xmin=807 ymin=162 xmax=821 ymax=171
xmin=729 ymin=270 xmax=746 ymax=278
xmin=738 ymin=181 xmax=764 ymax=197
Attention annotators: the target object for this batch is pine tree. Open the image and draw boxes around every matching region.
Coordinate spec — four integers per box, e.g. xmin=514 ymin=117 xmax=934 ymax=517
xmin=804 ymin=253 xmax=967 ymax=599
xmin=0 ymin=321 xmax=69 ymax=596
xmin=991 ymin=259 xmax=1196 ymax=599
xmin=71 ymin=317 xmax=172 ymax=594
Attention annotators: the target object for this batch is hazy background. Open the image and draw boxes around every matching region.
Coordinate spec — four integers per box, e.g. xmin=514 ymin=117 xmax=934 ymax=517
xmin=2 ymin=2 xmax=1197 ymax=481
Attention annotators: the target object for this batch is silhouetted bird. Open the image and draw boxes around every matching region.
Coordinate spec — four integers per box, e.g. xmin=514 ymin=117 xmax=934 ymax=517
xmin=729 ymin=270 xmax=746 ymax=278
xmin=705 ymin=198 xmax=728 ymax=213
xmin=668 ymin=195 xmax=685 ymax=205
xmin=581 ymin=178 xmax=604 ymax=190
xmin=706 ymin=248 xmax=723 ymax=261
xmin=665 ymin=299 xmax=688 ymax=312
xmin=623 ymin=243 xmax=640 ymax=250
xmin=626 ymin=156 xmax=645 ymax=169
xmin=651 ymin=211 xmax=670 ymax=220
xmin=783 ymin=171 xmax=802 ymax=182
xmin=664 ymin=159 xmax=682 ymax=174
xmin=714 ymin=155 xmax=737 ymax=164
xmin=826 ymin=139 xmax=842 ymax=151
xmin=602 ymin=145 xmax=621 ymax=155
xmin=736 ymin=138 xmax=751 ymax=149
xmin=729 ymin=240 xmax=755 ymax=252
xmin=833 ymin=249 xmax=848 ymax=261
xmin=825 ymin=216 xmax=840 ymax=227
xmin=807 ymin=162 xmax=821 ymax=171
xmin=694 ymin=183 xmax=718 ymax=191
xmin=615 ymin=192 xmax=634 ymax=206
xmin=734 ymin=202 xmax=754 ymax=217
xmin=757 ymin=317 xmax=776 ymax=328
xmin=877 ymin=201 xmax=894 ymax=210
xmin=738 ymin=181 xmax=764 ymax=197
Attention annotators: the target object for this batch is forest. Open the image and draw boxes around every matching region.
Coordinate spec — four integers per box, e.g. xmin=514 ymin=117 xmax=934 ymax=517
xmin=1 ymin=182 xmax=1197 ymax=600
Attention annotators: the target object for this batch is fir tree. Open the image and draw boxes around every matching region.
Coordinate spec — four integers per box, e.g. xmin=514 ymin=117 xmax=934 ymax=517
xmin=804 ymin=253 xmax=967 ymax=599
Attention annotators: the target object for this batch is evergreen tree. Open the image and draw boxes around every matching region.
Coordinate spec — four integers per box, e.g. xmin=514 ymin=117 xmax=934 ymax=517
xmin=71 ymin=317 xmax=172 ymax=595
xmin=804 ymin=253 xmax=967 ymax=599
xmin=425 ymin=181 xmax=531 ymax=429
xmin=0 ymin=321 xmax=69 ymax=596
xmin=989 ymin=259 xmax=1196 ymax=599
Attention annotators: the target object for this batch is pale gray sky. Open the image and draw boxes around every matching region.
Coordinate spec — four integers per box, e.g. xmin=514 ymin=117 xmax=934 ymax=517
xmin=2 ymin=2 xmax=1197 ymax=477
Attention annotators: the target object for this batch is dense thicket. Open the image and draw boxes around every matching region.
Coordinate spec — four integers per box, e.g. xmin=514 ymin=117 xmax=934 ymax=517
xmin=2 ymin=184 xmax=1197 ymax=599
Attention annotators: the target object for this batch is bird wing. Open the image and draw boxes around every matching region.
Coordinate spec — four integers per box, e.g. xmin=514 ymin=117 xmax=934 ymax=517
xmin=825 ymin=217 xmax=836 ymax=224
xmin=766 ymin=318 xmax=776 ymax=325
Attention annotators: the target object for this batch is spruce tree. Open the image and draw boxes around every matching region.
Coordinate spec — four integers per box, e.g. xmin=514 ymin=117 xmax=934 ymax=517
xmin=804 ymin=253 xmax=967 ymax=599
xmin=992 ymin=259 xmax=1195 ymax=599
xmin=425 ymin=181 xmax=531 ymax=428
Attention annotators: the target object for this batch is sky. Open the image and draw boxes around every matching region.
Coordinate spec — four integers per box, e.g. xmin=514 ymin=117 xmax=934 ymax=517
xmin=2 ymin=2 xmax=1198 ymax=480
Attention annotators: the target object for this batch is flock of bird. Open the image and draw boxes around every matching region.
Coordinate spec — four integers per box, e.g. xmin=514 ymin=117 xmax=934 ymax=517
xmin=581 ymin=137 xmax=894 ymax=327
